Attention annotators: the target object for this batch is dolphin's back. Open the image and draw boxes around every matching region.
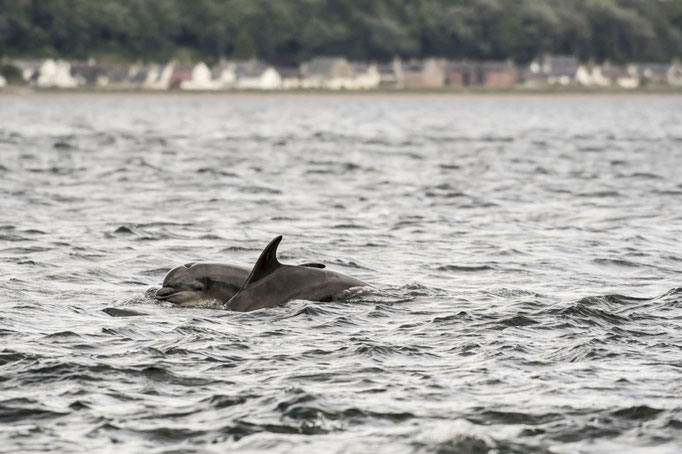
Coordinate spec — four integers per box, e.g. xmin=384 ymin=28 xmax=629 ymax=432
xmin=225 ymin=236 xmax=367 ymax=312
xmin=228 ymin=265 xmax=365 ymax=311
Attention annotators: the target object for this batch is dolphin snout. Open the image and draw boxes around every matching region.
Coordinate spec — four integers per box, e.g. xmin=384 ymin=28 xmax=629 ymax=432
xmin=155 ymin=287 xmax=176 ymax=299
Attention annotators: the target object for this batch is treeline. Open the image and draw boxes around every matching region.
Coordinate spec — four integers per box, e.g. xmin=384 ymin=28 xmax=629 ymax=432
xmin=1 ymin=0 xmax=681 ymax=65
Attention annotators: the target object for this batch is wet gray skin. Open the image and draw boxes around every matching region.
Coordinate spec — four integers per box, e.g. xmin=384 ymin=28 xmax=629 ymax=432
xmin=227 ymin=236 xmax=368 ymax=312
xmin=155 ymin=263 xmax=250 ymax=306
xmin=156 ymin=260 xmax=329 ymax=307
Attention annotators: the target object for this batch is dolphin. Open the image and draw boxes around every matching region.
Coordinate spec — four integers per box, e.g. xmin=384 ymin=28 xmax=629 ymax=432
xmin=155 ymin=261 xmax=327 ymax=307
xmin=155 ymin=263 xmax=250 ymax=306
xmin=226 ymin=236 xmax=368 ymax=312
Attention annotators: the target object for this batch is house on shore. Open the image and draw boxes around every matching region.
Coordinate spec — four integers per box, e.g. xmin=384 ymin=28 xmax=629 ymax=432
xmin=212 ymin=61 xmax=237 ymax=88
xmin=180 ymin=62 xmax=220 ymax=90
xmin=377 ymin=60 xmax=401 ymax=87
xmin=636 ymin=63 xmax=668 ymax=85
xmin=11 ymin=59 xmax=42 ymax=83
xmin=169 ymin=65 xmax=193 ymax=89
xmin=98 ymin=64 xmax=132 ymax=87
xmin=300 ymin=57 xmax=355 ymax=89
xmin=446 ymin=61 xmax=516 ymax=88
xmin=35 ymin=59 xmax=79 ymax=88
xmin=13 ymin=58 xmax=81 ymax=88
xmin=129 ymin=65 xmax=150 ymax=87
xmin=144 ymin=64 xmax=173 ymax=90
xmin=349 ymin=63 xmax=381 ymax=89
xmin=234 ymin=61 xmax=281 ymax=89
xmin=600 ymin=63 xmax=639 ymax=88
xmin=523 ymin=55 xmax=581 ymax=86
xmin=546 ymin=56 xmax=580 ymax=85
xmin=479 ymin=61 xmax=516 ymax=87
xmin=668 ymin=62 xmax=682 ymax=86
xmin=70 ymin=61 xmax=102 ymax=85
xmin=445 ymin=61 xmax=477 ymax=86
xmin=399 ymin=58 xmax=446 ymax=88
xmin=276 ymin=66 xmax=303 ymax=89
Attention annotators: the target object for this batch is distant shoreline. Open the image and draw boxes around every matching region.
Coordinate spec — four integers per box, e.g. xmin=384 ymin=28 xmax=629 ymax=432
xmin=2 ymin=85 xmax=682 ymax=96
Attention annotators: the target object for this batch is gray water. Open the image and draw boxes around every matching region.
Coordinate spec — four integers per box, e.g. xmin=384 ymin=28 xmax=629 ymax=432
xmin=1 ymin=92 xmax=681 ymax=453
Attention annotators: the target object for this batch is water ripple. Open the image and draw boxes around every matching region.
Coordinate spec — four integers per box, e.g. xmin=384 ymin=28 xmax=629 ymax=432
xmin=0 ymin=93 xmax=681 ymax=453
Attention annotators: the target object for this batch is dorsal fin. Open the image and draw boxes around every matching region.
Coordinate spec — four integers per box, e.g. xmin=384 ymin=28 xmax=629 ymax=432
xmin=240 ymin=235 xmax=283 ymax=289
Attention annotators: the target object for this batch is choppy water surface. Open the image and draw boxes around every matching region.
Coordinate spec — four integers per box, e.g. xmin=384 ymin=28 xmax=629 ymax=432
xmin=1 ymin=93 xmax=681 ymax=453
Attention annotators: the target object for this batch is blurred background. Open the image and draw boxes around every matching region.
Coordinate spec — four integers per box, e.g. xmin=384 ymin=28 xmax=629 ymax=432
xmin=1 ymin=0 xmax=682 ymax=90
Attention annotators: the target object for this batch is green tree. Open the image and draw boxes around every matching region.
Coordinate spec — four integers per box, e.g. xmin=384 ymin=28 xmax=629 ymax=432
xmin=232 ymin=26 xmax=257 ymax=59
xmin=1 ymin=0 xmax=681 ymax=64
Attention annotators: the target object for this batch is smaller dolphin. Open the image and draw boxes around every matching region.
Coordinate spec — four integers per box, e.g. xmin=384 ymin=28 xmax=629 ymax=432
xmin=155 ymin=260 xmax=327 ymax=307
xmin=226 ymin=236 xmax=368 ymax=312
xmin=155 ymin=263 xmax=250 ymax=306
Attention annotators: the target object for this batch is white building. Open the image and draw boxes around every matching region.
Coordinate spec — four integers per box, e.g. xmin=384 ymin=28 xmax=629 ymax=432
xmin=300 ymin=57 xmax=355 ymax=89
xmin=350 ymin=63 xmax=381 ymax=89
xmin=668 ymin=62 xmax=682 ymax=86
xmin=181 ymin=62 xmax=221 ymax=90
xmin=234 ymin=61 xmax=282 ymax=90
xmin=145 ymin=64 xmax=174 ymax=90
xmin=277 ymin=66 xmax=302 ymax=89
xmin=589 ymin=66 xmax=611 ymax=87
xmin=36 ymin=59 xmax=79 ymax=88
xmin=615 ymin=64 xmax=640 ymax=89
xmin=12 ymin=59 xmax=42 ymax=83
xmin=213 ymin=62 xmax=237 ymax=88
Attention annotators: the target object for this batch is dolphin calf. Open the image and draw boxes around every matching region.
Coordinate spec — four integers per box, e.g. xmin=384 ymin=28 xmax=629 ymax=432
xmin=155 ymin=263 xmax=250 ymax=306
xmin=155 ymin=260 xmax=327 ymax=307
xmin=226 ymin=236 xmax=368 ymax=312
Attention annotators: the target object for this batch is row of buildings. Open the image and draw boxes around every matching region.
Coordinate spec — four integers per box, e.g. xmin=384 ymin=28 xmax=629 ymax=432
xmin=2 ymin=56 xmax=682 ymax=90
